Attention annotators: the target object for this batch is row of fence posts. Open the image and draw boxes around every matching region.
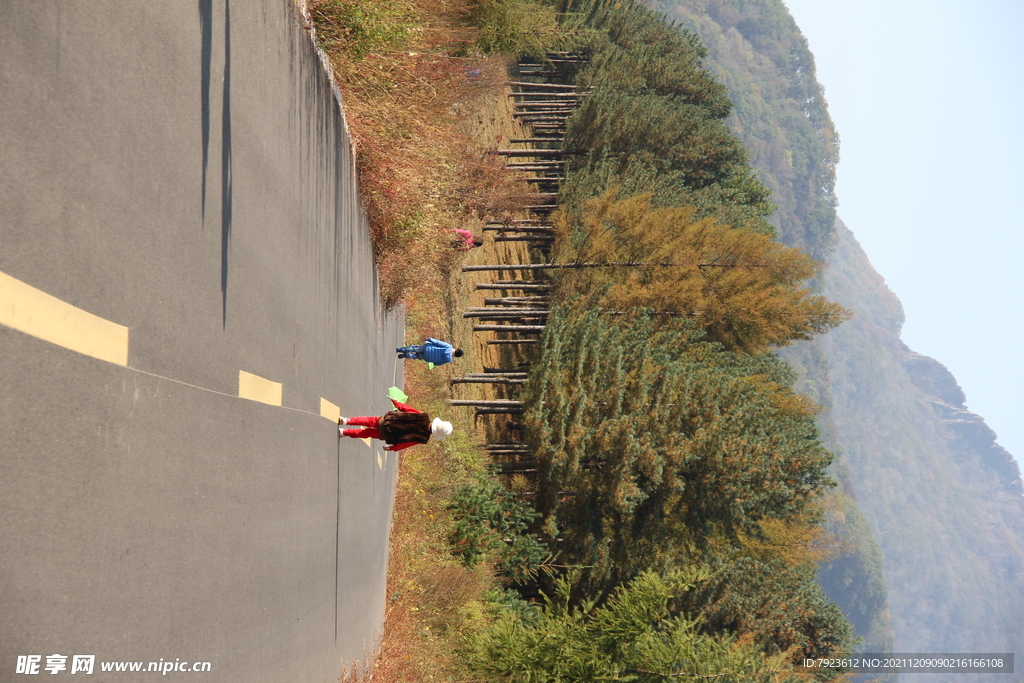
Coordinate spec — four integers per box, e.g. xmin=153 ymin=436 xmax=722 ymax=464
xmin=448 ymin=53 xmax=589 ymax=469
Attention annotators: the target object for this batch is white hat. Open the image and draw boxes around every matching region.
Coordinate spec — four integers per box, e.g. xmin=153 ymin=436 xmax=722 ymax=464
xmin=431 ymin=418 xmax=453 ymax=442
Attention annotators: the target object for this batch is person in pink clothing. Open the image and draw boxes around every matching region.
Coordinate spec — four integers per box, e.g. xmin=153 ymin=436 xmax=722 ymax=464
xmin=448 ymin=228 xmax=483 ymax=251
xmin=338 ymin=398 xmax=453 ymax=452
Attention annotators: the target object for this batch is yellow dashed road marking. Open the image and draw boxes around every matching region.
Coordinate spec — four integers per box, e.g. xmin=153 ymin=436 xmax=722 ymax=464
xmin=238 ymin=370 xmax=283 ymax=406
xmin=320 ymin=398 xmax=340 ymax=422
xmin=0 ymin=270 xmax=129 ymax=366
xmin=1 ymin=271 xmax=371 ymax=433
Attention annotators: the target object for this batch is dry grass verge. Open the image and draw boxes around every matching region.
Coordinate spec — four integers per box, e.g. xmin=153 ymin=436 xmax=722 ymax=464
xmin=361 ymin=365 xmax=488 ymax=682
xmin=353 ymin=269 xmax=481 ymax=682
xmin=308 ymin=2 xmax=549 ymax=679
xmin=308 ymin=0 xmax=529 ymax=307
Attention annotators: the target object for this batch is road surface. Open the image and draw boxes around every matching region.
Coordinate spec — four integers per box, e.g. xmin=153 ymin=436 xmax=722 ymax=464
xmin=0 ymin=1 xmax=403 ymax=679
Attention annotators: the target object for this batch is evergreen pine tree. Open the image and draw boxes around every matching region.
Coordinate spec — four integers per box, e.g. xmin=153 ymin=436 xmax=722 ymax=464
xmin=522 ymin=301 xmax=837 ymax=598
xmin=470 ymin=567 xmax=809 ymax=683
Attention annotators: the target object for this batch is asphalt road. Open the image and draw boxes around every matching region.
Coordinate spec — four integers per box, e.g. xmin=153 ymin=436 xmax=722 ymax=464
xmin=0 ymin=1 xmax=404 ymax=680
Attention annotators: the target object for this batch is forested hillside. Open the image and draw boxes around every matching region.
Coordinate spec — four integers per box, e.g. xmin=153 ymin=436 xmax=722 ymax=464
xmin=820 ymin=220 xmax=1024 ymax=656
xmin=654 ymin=0 xmax=1024 ymax=669
xmin=467 ymin=1 xmax=863 ymax=679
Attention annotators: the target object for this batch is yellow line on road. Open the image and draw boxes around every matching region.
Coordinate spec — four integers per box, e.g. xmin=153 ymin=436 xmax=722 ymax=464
xmin=320 ymin=397 xmax=340 ymax=422
xmin=0 ymin=271 xmax=360 ymax=428
xmin=238 ymin=370 xmax=283 ymax=406
xmin=0 ymin=270 xmax=129 ymax=366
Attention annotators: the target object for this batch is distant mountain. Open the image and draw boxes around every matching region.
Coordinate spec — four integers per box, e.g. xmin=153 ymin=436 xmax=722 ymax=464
xmin=820 ymin=219 xmax=1024 ymax=656
xmin=653 ymin=0 xmax=1024 ymax=670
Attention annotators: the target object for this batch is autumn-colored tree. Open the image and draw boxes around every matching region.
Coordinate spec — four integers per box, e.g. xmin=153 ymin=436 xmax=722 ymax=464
xmin=522 ymin=301 xmax=838 ymax=599
xmin=551 ymin=191 xmax=850 ymax=352
xmin=468 ymin=0 xmax=587 ymax=56
xmin=729 ymin=498 xmax=847 ymax=569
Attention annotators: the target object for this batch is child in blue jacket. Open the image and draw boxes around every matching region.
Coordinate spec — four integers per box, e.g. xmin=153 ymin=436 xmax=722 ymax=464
xmin=397 ymin=338 xmax=463 ymax=366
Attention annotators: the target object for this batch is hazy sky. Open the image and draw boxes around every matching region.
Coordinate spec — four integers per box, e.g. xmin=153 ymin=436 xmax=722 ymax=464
xmin=781 ymin=0 xmax=1024 ymax=465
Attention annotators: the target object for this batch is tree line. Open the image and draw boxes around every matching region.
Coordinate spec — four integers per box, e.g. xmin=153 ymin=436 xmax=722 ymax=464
xmin=447 ymin=0 xmax=856 ymax=680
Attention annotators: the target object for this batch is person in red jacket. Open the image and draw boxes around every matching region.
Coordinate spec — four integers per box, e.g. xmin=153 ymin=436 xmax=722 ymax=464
xmin=338 ymin=398 xmax=453 ymax=452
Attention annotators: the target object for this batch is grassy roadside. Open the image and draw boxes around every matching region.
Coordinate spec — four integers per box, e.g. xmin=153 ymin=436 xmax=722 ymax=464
xmin=306 ymin=1 xmax=552 ymax=680
xmin=366 ymin=112 xmax=542 ymax=682
xmin=307 ymin=0 xmax=533 ymax=309
xmin=351 ymin=231 xmax=539 ymax=682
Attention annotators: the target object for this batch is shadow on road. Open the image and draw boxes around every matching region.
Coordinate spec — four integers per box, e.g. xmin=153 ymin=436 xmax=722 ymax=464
xmin=199 ymin=0 xmax=233 ymax=326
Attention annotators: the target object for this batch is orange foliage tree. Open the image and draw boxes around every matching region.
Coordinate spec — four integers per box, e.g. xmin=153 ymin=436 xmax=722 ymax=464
xmin=552 ymin=191 xmax=850 ymax=352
